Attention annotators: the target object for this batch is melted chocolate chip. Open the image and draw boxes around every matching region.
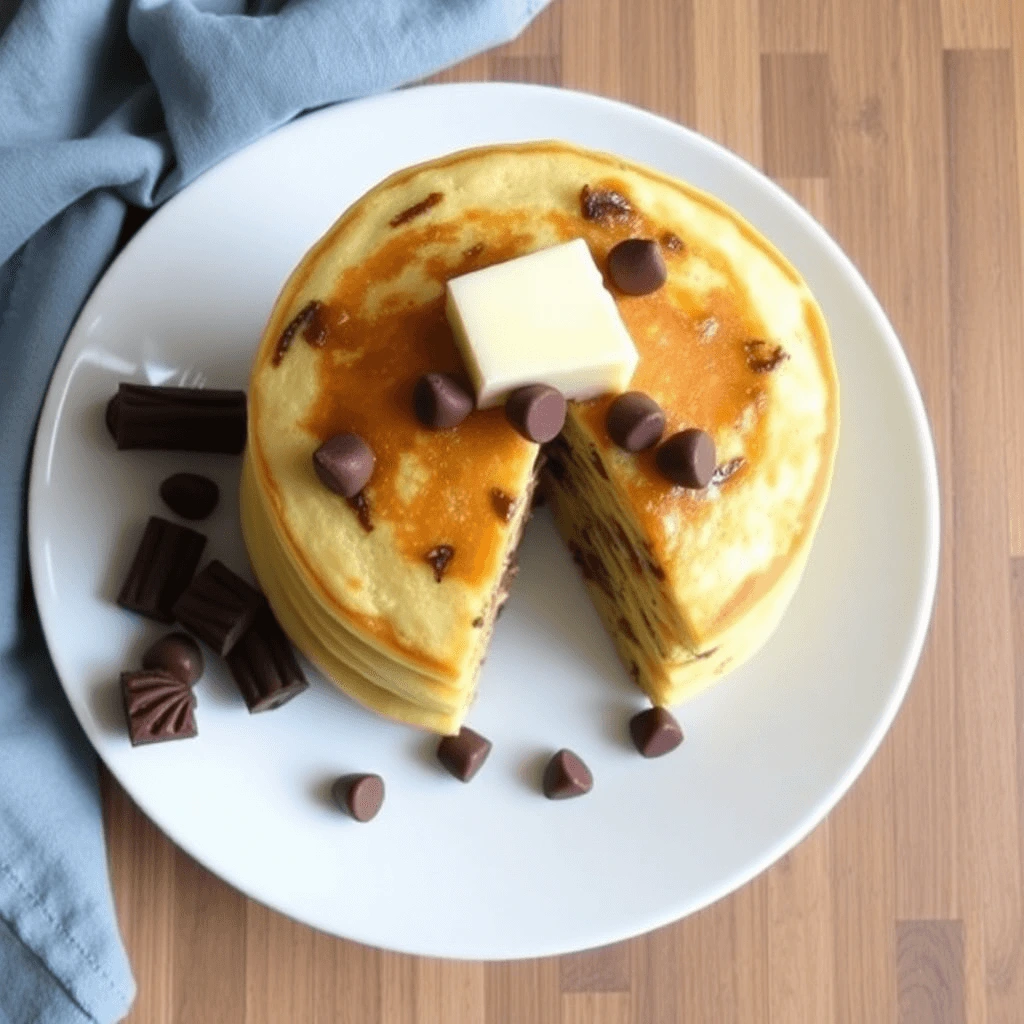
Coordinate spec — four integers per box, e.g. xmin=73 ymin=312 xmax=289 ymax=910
xmin=656 ymin=429 xmax=716 ymax=489
xmin=580 ymin=184 xmax=634 ymax=224
xmin=273 ymin=300 xmax=326 ymax=366
xmin=607 ymin=238 xmax=667 ymax=295
xmin=389 ymin=192 xmax=443 ymax=227
xmin=606 ymin=392 xmax=666 ymax=452
xmin=347 ymin=491 xmax=374 ymax=533
xmin=472 ymin=616 xmax=484 ymax=628
xmin=661 ymin=232 xmax=684 ymax=252
xmin=490 ymin=488 xmax=516 ymax=523
xmin=313 ymin=433 xmax=375 ymax=498
xmin=619 ymin=617 xmax=639 ymax=644
xmin=425 ymin=544 xmax=455 ymax=582
xmin=413 ymin=373 xmax=474 ymax=430
xmin=745 ymin=340 xmax=790 ymax=373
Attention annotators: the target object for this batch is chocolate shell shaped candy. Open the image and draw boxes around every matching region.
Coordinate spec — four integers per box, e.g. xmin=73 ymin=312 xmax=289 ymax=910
xmin=121 ymin=669 xmax=197 ymax=746
xmin=117 ymin=517 xmax=207 ymax=623
xmin=226 ymin=607 xmax=309 ymax=712
xmin=172 ymin=560 xmax=265 ymax=657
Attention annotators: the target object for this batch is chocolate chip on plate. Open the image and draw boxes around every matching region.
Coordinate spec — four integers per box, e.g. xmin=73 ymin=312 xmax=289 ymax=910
xmin=437 ymin=726 xmax=493 ymax=782
xmin=332 ymin=774 xmax=385 ymax=822
xmin=313 ymin=433 xmax=375 ymax=498
xmin=606 ymin=392 xmax=666 ymax=452
xmin=607 ymin=239 xmax=667 ymax=295
xmin=505 ymin=384 xmax=566 ymax=443
xmin=656 ymin=429 xmax=716 ymax=489
xmin=159 ymin=472 xmax=220 ymax=520
xmin=629 ymin=706 xmax=684 ymax=758
xmin=121 ymin=669 xmax=197 ymax=746
xmin=542 ymin=749 xmax=593 ymax=800
xmin=413 ymin=373 xmax=474 ymax=429
xmin=142 ymin=631 xmax=204 ymax=687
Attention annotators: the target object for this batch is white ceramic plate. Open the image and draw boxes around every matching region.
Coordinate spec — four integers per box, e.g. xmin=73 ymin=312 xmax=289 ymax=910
xmin=29 ymin=83 xmax=939 ymax=959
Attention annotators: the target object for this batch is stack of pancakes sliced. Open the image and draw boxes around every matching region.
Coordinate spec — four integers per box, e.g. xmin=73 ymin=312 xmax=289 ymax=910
xmin=241 ymin=141 xmax=839 ymax=733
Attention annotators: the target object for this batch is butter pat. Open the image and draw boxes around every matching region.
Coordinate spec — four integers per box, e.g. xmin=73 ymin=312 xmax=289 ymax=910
xmin=446 ymin=238 xmax=639 ymax=408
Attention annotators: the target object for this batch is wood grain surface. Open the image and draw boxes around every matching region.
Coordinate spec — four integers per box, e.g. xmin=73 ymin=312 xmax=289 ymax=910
xmin=102 ymin=0 xmax=1024 ymax=1020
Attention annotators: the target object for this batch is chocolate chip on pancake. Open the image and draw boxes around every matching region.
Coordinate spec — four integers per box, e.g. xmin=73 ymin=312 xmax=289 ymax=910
xmin=332 ymin=774 xmax=385 ymax=822
xmin=580 ymin=184 xmax=633 ymax=224
xmin=606 ymin=392 xmax=666 ymax=451
xmin=142 ymin=632 xmax=204 ymax=686
xmin=745 ymin=339 xmax=790 ymax=373
xmin=159 ymin=472 xmax=219 ymax=520
xmin=313 ymin=433 xmax=375 ymax=498
xmin=656 ymin=429 xmax=716 ymax=489
xmin=413 ymin=372 xmax=473 ymax=429
xmin=710 ymin=456 xmax=745 ymax=487
xmin=171 ymin=559 xmax=265 ymax=657
xmin=661 ymin=232 xmax=685 ymax=252
xmin=347 ymin=491 xmax=374 ymax=533
xmin=607 ymin=239 xmax=667 ymax=295
xmin=542 ymin=749 xmax=593 ymax=799
xmin=117 ymin=517 xmax=207 ymax=623
xmin=437 ymin=726 xmax=492 ymax=782
xmin=505 ymin=384 xmax=566 ymax=443
xmin=425 ymin=544 xmax=455 ymax=582
xmin=121 ymin=670 xmax=197 ymax=746
xmin=629 ymin=706 xmax=684 ymax=758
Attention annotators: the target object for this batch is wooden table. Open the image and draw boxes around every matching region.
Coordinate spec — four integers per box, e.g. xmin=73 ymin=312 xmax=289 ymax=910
xmin=104 ymin=0 xmax=1024 ymax=1019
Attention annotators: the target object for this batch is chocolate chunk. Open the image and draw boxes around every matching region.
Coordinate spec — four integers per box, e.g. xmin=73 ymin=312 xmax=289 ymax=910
xmin=106 ymin=383 xmax=246 ymax=454
xmin=332 ymin=774 xmax=385 ymax=822
xmin=273 ymin=300 xmax=327 ymax=366
xmin=472 ymin=616 xmax=485 ymax=628
xmin=347 ymin=491 xmax=374 ymax=533
xmin=159 ymin=473 xmax=219 ymax=520
xmin=580 ymin=184 xmax=633 ymax=224
xmin=505 ymin=384 xmax=566 ymax=443
xmin=710 ymin=456 xmax=745 ymax=487
xmin=629 ymin=706 xmax=684 ymax=758
xmin=542 ymin=749 xmax=593 ymax=800
xmin=661 ymin=232 xmax=684 ymax=252
xmin=121 ymin=670 xmax=197 ymax=746
xmin=389 ymin=191 xmax=443 ymax=227
xmin=614 ymin=522 xmax=644 ymax=574
xmin=656 ymin=429 xmax=716 ymax=489
xmin=425 ymin=544 xmax=455 ymax=582
xmin=490 ymin=488 xmax=516 ymax=523
xmin=142 ymin=632 xmax=204 ymax=686
xmin=413 ymin=372 xmax=473 ymax=429
xmin=226 ymin=607 xmax=309 ymax=712
xmin=745 ymin=339 xmax=789 ymax=373
xmin=607 ymin=239 xmax=667 ymax=295
xmin=313 ymin=433 xmax=375 ymax=498
xmin=619 ymin=617 xmax=639 ymax=644
xmin=171 ymin=560 xmax=265 ymax=657
xmin=606 ymin=392 xmax=666 ymax=452
xmin=117 ymin=517 xmax=207 ymax=623
xmin=437 ymin=726 xmax=492 ymax=782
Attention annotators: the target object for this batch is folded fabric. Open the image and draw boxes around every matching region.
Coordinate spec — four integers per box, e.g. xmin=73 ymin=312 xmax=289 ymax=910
xmin=0 ymin=1 xmax=547 ymax=1021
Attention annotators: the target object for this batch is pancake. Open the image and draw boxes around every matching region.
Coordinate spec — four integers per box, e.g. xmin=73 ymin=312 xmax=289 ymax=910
xmin=243 ymin=141 xmax=839 ymax=732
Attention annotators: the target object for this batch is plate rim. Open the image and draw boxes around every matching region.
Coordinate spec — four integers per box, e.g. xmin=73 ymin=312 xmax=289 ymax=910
xmin=28 ymin=81 xmax=941 ymax=959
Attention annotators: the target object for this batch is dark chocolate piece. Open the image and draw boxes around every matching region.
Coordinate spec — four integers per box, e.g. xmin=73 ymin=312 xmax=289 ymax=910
xmin=348 ymin=491 xmax=374 ymax=533
xmin=745 ymin=340 xmax=789 ymax=373
xmin=159 ymin=472 xmax=219 ymax=520
xmin=425 ymin=544 xmax=455 ymax=582
xmin=437 ymin=727 xmax=492 ymax=782
xmin=413 ymin=372 xmax=473 ymax=429
xmin=142 ymin=631 xmax=204 ymax=686
xmin=390 ymin=192 xmax=443 ymax=227
xmin=313 ymin=433 xmax=375 ymax=498
xmin=542 ymin=749 xmax=593 ymax=800
xmin=656 ymin=429 xmax=716 ymax=489
xmin=606 ymin=392 xmax=666 ymax=452
xmin=710 ymin=456 xmax=745 ymax=487
xmin=490 ymin=488 xmax=516 ymax=523
xmin=661 ymin=232 xmax=684 ymax=252
xmin=226 ymin=607 xmax=308 ymax=712
xmin=117 ymin=517 xmax=207 ymax=623
xmin=629 ymin=706 xmax=684 ymax=758
xmin=580 ymin=184 xmax=633 ymax=224
xmin=171 ymin=560 xmax=265 ymax=657
xmin=607 ymin=239 xmax=667 ymax=295
xmin=505 ymin=384 xmax=566 ymax=443
xmin=332 ymin=774 xmax=385 ymax=822
xmin=121 ymin=669 xmax=197 ymax=746
xmin=106 ymin=384 xmax=246 ymax=454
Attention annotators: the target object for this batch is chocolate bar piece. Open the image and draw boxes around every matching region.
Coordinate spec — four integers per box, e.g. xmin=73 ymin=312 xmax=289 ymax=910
xmin=226 ymin=607 xmax=308 ymax=712
xmin=106 ymin=383 xmax=246 ymax=453
xmin=121 ymin=669 xmax=197 ymax=746
xmin=117 ymin=517 xmax=207 ymax=622
xmin=171 ymin=560 xmax=264 ymax=656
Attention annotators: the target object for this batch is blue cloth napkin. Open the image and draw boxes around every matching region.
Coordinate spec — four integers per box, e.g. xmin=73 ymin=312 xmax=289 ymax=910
xmin=0 ymin=1 xmax=547 ymax=1020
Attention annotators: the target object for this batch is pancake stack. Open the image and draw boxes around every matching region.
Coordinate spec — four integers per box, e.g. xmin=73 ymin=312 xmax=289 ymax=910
xmin=242 ymin=141 xmax=839 ymax=733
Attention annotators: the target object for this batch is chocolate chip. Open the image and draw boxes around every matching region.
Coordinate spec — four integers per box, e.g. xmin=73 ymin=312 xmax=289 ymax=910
xmin=347 ymin=491 xmax=374 ymax=533
xmin=505 ymin=384 xmax=566 ymax=443
xmin=490 ymin=488 xmax=516 ymax=523
xmin=425 ymin=544 xmax=455 ymax=582
xmin=656 ymin=429 xmax=716 ymax=489
xmin=273 ymin=300 xmax=327 ymax=366
xmin=745 ymin=340 xmax=789 ymax=373
xmin=121 ymin=670 xmax=197 ymax=746
xmin=332 ymin=774 xmax=385 ymax=822
xmin=413 ymin=373 xmax=474 ymax=429
xmin=710 ymin=456 xmax=745 ymax=487
xmin=542 ymin=749 xmax=593 ymax=800
xmin=437 ymin=726 xmax=492 ymax=782
xmin=607 ymin=239 xmax=667 ymax=295
xmin=313 ymin=433 xmax=374 ymax=498
xmin=629 ymin=707 xmax=684 ymax=758
xmin=580 ymin=185 xmax=633 ymax=224
xmin=606 ymin=392 xmax=666 ymax=452
xmin=106 ymin=384 xmax=246 ymax=453
xmin=142 ymin=632 xmax=204 ymax=687
xmin=117 ymin=517 xmax=207 ymax=623
xmin=472 ymin=616 xmax=485 ymax=628
xmin=159 ymin=473 xmax=219 ymax=520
